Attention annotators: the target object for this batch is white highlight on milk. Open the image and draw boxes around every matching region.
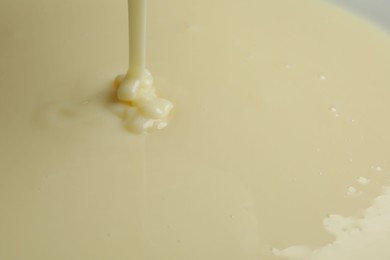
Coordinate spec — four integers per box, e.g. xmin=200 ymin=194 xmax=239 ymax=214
xmin=323 ymin=214 xmax=362 ymax=236
xmin=274 ymin=185 xmax=390 ymax=260
xmin=115 ymin=0 xmax=173 ymax=134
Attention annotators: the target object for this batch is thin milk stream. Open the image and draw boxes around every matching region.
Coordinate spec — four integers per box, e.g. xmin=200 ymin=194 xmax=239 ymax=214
xmin=114 ymin=0 xmax=174 ymax=134
xmin=1 ymin=0 xmax=390 ymax=259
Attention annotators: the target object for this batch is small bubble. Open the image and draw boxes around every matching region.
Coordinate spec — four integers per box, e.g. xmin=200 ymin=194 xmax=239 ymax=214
xmin=319 ymin=74 xmax=327 ymax=81
xmin=230 ymin=215 xmax=236 ymax=219
xmin=371 ymin=165 xmax=383 ymax=172
xmin=328 ymin=106 xmax=340 ymax=117
xmin=346 ymin=186 xmax=360 ymax=197
xmin=319 ymin=172 xmax=324 ymax=176
xmin=284 ymin=64 xmax=293 ymax=70
xmin=357 ymin=177 xmax=370 ymax=185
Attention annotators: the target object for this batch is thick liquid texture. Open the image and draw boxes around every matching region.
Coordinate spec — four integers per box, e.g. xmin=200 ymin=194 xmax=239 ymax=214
xmin=115 ymin=0 xmax=174 ymax=134
xmin=1 ymin=0 xmax=390 ymax=259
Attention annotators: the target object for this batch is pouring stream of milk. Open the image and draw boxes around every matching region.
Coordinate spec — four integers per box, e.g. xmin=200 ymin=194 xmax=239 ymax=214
xmin=114 ymin=0 xmax=174 ymax=134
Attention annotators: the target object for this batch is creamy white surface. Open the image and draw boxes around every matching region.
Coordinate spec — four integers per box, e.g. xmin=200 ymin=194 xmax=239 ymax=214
xmin=1 ymin=0 xmax=390 ymax=259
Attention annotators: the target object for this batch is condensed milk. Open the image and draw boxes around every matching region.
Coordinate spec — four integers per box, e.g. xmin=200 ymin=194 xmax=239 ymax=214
xmin=0 ymin=0 xmax=390 ymax=259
